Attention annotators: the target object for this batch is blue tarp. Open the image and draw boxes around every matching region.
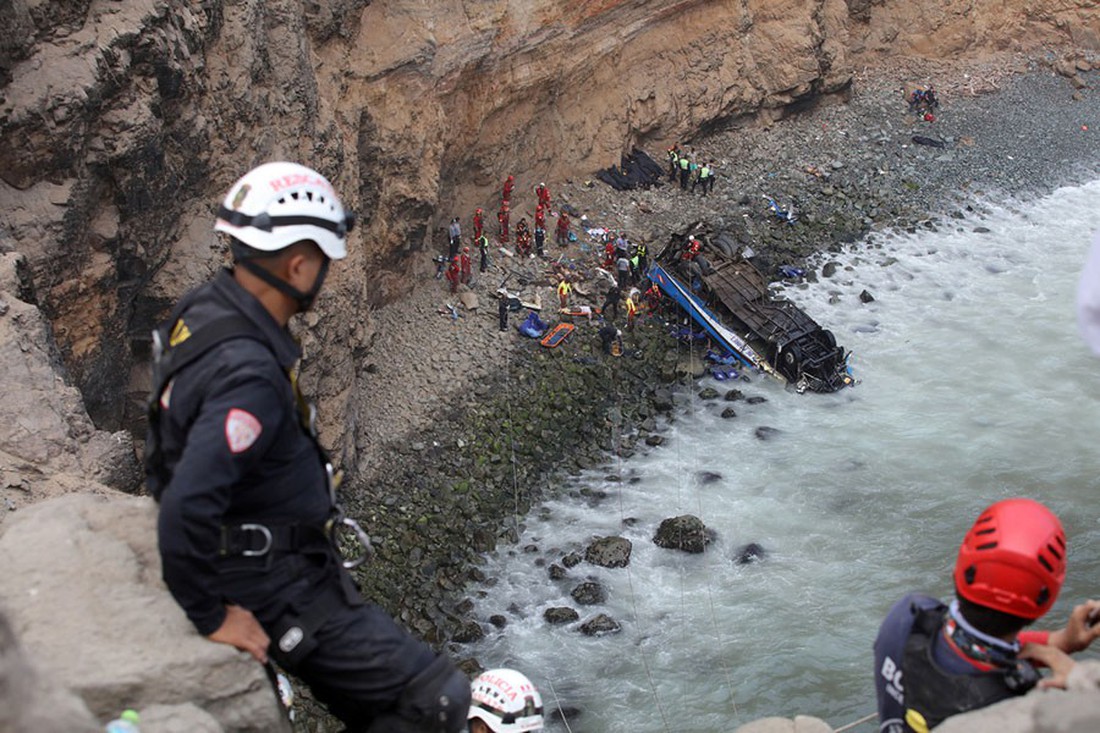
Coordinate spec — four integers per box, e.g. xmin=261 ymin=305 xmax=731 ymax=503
xmin=518 ymin=311 xmax=548 ymax=338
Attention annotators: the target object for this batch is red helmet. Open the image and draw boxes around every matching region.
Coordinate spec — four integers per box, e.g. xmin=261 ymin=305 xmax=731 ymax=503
xmin=954 ymin=498 xmax=1066 ymax=620
xmin=463 ymin=246 xmax=470 ymax=253
xmin=476 ymin=208 xmax=483 ymax=214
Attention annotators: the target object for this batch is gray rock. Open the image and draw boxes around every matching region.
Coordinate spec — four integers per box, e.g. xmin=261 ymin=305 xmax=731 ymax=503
xmin=653 ymin=515 xmax=712 ymax=553
xmin=579 ymin=614 xmax=622 ymax=636
xmin=724 ymin=389 xmax=744 ymax=401
xmin=453 ymin=620 xmax=485 ymax=643
xmin=644 ymin=434 xmax=666 ymax=447
xmin=0 ymin=495 xmax=288 ymax=731
xmin=584 ymin=536 xmax=632 ymax=568
xmin=570 ymin=581 xmax=608 ymax=605
xmin=696 ymin=471 xmax=723 ymax=484
xmin=561 ymin=552 xmax=583 ymax=568
xmin=745 ymin=395 xmax=767 ymax=405
xmin=0 ymin=608 xmax=100 ymax=732
xmin=735 ymin=542 xmax=767 ymax=565
xmin=721 ymin=407 xmax=738 ymax=419
xmin=698 ymin=387 xmax=719 ymax=400
xmin=489 ymin=615 xmax=508 ymax=629
xmin=755 ymin=426 xmax=782 ymax=441
xmin=543 ymin=607 xmax=580 ymax=625
xmin=859 ymin=289 xmax=875 ymax=303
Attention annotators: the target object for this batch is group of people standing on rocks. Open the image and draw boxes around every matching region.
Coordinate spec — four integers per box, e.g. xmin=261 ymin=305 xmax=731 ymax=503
xmin=145 ymin=158 xmax=1100 ymax=733
xmin=666 ymin=143 xmax=718 ymax=195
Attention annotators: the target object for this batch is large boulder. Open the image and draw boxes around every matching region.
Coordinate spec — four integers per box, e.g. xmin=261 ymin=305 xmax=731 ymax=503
xmin=584 ymin=536 xmax=632 ymax=568
xmin=0 ymin=494 xmax=290 ymax=732
xmin=0 ymin=608 xmax=100 ymax=732
xmin=653 ymin=515 xmax=713 ymax=553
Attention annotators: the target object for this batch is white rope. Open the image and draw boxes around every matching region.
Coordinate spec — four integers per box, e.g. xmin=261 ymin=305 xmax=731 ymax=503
xmin=544 ymin=677 xmax=575 ymax=733
xmin=611 ymin=357 xmax=672 ymax=733
xmin=686 ymin=332 xmax=740 ymax=719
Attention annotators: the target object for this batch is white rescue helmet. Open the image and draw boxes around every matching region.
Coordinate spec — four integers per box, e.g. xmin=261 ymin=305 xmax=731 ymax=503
xmin=215 ymin=161 xmax=353 ymax=260
xmin=468 ymin=668 xmax=544 ymax=732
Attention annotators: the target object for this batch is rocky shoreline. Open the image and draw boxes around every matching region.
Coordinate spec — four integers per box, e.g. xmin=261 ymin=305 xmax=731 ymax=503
xmin=299 ymin=55 xmax=1100 ymax=730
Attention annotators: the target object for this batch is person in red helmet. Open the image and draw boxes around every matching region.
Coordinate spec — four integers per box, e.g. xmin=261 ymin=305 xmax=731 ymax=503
xmin=502 ymin=175 xmax=514 ymax=203
xmin=497 ymin=202 xmax=510 ymax=243
xmin=473 ymin=208 xmax=484 ymax=241
xmin=874 ymin=498 xmax=1100 ymax=733
xmin=460 ymin=246 xmax=472 ymax=284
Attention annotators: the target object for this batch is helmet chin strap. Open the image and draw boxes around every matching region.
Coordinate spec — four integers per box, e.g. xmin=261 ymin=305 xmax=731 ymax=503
xmin=238 ymin=257 xmax=330 ymax=312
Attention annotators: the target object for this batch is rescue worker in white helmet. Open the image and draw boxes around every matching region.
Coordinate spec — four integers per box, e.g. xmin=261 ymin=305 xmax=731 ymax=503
xmin=149 ymin=161 xmax=470 ymax=732
xmin=468 ymin=669 xmax=544 ymax=732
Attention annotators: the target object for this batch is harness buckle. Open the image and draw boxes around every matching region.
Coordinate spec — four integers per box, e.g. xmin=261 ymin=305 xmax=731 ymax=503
xmin=239 ymin=523 xmax=274 ymax=557
xmin=326 ymin=515 xmax=373 ymax=569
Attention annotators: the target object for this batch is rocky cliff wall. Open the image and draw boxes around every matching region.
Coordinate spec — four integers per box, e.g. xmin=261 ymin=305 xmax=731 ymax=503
xmin=1 ymin=0 xmax=1097 ymax=466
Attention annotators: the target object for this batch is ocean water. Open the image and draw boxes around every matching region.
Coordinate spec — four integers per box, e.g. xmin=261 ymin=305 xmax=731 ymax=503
xmin=463 ymin=179 xmax=1100 ymax=732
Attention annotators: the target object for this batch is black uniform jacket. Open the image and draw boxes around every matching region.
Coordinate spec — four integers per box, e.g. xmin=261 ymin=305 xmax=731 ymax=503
xmin=154 ymin=269 xmax=332 ymax=635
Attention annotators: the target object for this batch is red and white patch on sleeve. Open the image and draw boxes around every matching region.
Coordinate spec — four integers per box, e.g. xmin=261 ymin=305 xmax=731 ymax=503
xmin=225 ymin=408 xmax=263 ymax=454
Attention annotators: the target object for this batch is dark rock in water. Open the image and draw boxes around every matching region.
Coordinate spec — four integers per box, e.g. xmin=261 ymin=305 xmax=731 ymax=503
xmin=973 ymin=226 xmax=991 ymax=234
xmin=644 ymin=434 xmax=666 ymax=447
xmin=724 ymin=389 xmax=744 ymax=401
xmin=454 ymin=598 xmax=474 ymax=615
xmin=822 ymin=261 xmax=840 ymax=278
xmin=453 ymin=620 xmax=485 ymax=643
xmin=550 ymin=706 xmax=582 ymax=727
xmin=696 ymin=470 xmax=723 ymax=484
xmin=549 ymin=563 xmax=567 ymax=580
xmin=489 ymin=614 xmax=508 ymax=629
xmin=621 ymin=517 xmax=639 ymax=527
xmin=579 ymin=614 xmax=621 ymax=636
xmin=653 ymin=515 xmax=713 ymax=553
xmin=507 ymin=603 xmax=523 ymax=616
xmin=721 ymin=407 xmax=738 ymax=419
xmin=745 ymin=395 xmax=767 ymax=405
xmin=585 ymin=536 xmax=632 ymax=568
xmin=859 ymin=289 xmax=875 ymax=303
xmin=755 ymin=426 xmax=781 ymax=441
xmin=571 ymin=581 xmax=608 ymax=605
xmin=698 ymin=387 xmax=719 ymax=400
xmin=544 ymin=607 xmax=580 ymax=625
xmin=653 ymin=388 xmax=675 ymax=412
xmin=735 ymin=542 xmax=768 ymax=565
xmin=628 ymin=476 xmax=641 ymax=485
xmin=468 ymin=567 xmax=487 ymax=583
xmin=562 ymin=552 xmax=583 ymax=568
xmin=458 ymin=658 xmax=484 ymax=677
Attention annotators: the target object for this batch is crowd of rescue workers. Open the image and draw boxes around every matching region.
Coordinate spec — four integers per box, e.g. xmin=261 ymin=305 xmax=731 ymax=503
xmin=145 ymin=159 xmax=1100 ymax=733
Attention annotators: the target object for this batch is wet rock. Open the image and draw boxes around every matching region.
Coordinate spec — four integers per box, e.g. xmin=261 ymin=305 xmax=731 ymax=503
xmin=696 ymin=470 xmax=723 ymax=484
xmin=453 ymin=620 xmax=486 ymax=643
xmin=549 ymin=563 xmax=567 ymax=580
xmin=579 ymin=614 xmax=622 ymax=636
xmin=570 ymin=581 xmax=608 ymax=605
xmin=973 ymin=226 xmax=991 ymax=233
xmin=585 ymin=536 xmax=632 ymax=568
xmin=653 ymin=515 xmax=712 ymax=553
xmin=859 ymin=289 xmax=875 ymax=303
xmin=544 ymin=607 xmax=580 ymax=625
xmin=721 ymin=407 xmax=738 ymax=419
xmin=724 ymin=389 xmax=744 ymax=401
xmin=735 ymin=542 xmax=768 ymax=565
xmin=745 ymin=396 xmax=767 ymax=405
xmin=562 ymin=552 xmax=583 ymax=568
xmin=755 ymin=426 xmax=782 ymax=441
xmin=822 ymin=261 xmax=840 ymax=278
xmin=644 ymin=434 xmax=666 ymax=447
xmin=698 ymin=387 xmax=719 ymax=400
xmin=489 ymin=615 xmax=508 ymax=629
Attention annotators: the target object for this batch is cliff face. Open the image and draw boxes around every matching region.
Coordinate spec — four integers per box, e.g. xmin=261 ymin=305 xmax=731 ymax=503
xmin=0 ymin=0 xmax=1096 ymax=466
